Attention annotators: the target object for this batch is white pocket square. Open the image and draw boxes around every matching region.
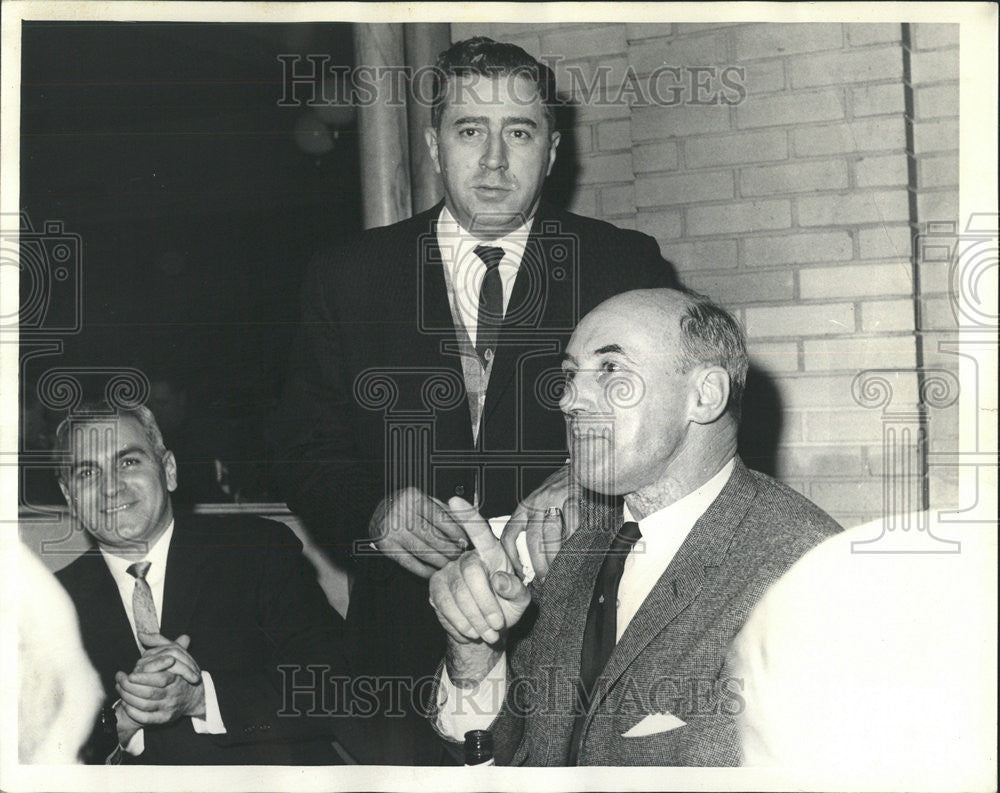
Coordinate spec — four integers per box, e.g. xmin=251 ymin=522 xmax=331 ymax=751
xmin=621 ymin=711 xmax=686 ymax=738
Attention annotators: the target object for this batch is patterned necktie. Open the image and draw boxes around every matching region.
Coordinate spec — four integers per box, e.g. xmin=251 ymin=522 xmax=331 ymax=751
xmin=126 ymin=561 xmax=159 ymax=637
xmin=568 ymin=520 xmax=643 ymax=764
xmin=473 ymin=245 xmax=505 ymax=367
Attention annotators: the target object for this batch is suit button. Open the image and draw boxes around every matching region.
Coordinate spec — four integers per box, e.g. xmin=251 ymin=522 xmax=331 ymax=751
xmin=454 ymin=485 xmax=465 ymax=496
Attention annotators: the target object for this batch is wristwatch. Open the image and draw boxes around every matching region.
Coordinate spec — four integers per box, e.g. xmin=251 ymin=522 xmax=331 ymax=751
xmin=99 ymin=702 xmax=118 ymax=738
xmin=98 ymin=699 xmax=126 ymax=764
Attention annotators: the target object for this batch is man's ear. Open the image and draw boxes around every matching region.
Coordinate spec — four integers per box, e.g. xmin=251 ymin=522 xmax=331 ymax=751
xmin=162 ymin=451 xmax=178 ymax=493
xmin=546 ymin=130 xmax=561 ymax=176
xmin=690 ymin=367 xmax=730 ymax=424
xmin=425 ymin=127 xmax=442 ymax=174
xmin=58 ymin=480 xmax=74 ymax=514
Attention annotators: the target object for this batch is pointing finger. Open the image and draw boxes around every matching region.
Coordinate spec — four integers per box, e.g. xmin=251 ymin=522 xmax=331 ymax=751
xmin=447 ymin=497 xmax=510 ymax=573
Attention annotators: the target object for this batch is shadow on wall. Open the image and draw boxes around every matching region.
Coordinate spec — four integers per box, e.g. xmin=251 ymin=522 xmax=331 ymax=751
xmin=545 ymin=101 xmax=579 ymax=211
xmin=738 ymin=364 xmax=782 ymax=478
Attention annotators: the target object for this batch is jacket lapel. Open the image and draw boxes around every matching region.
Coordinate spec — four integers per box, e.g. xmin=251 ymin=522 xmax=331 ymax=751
xmin=416 ymin=209 xmax=454 ymax=335
xmin=591 ymin=460 xmax=758 ymax=714
xmin=413 ymin=208 xmax=477 ymax=455
xmin=159 ymin=518 xmax=212 ymax=639
xmin=72 ymin=552 xmax=141 ymax=694
xmin=526 ymin=497 xmax=622 ymax=765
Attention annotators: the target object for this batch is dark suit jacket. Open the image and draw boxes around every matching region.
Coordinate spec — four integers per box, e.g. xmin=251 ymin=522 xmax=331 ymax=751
xmin=469 ymin=458 xmax=842 ymax=766
xmin=270 ymin=201 xmax=679 ymax=689
xmin=56 ymin=515 xmax=352 ymax=765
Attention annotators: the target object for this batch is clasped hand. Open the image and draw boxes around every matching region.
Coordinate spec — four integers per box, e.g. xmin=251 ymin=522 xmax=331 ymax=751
xmin=115 ymin=633 xmax=206 ymax=726
xmin=429 ymin=497 xmax=531 ymax=645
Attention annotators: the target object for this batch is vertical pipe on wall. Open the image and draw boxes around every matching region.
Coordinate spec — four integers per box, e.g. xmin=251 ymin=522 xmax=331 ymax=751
xmin=404 ymin=24 xmax=450 ymax=214
xmin=353 ymin=24 xmax=411 ymax=229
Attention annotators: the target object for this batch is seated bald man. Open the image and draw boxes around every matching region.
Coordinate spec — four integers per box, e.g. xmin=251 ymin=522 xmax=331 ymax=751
xmin=426 ymin=288 xmax=842 ymax=766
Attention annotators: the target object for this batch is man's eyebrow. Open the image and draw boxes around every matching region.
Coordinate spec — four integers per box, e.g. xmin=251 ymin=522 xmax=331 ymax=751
xmin=594 ymin=344 xmax=626 ymax=356
xmin=450 ymin=115 xmax=539 ymax=129
xmin=116 ymin=445 xmax=150 ymax=460
xmin=450 ymin=115 xmax=490 ymax=126
xmin=501 ymin=116 xmax=539 ymax=128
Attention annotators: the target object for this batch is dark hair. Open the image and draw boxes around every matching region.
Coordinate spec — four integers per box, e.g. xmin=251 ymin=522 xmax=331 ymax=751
xmin=676 ymin=292 xmax=750 ymax=419
xmin=54 ymin=401 xmax=167 ymax=483
xmin=430 ymin=37 xmax=558 ymax=130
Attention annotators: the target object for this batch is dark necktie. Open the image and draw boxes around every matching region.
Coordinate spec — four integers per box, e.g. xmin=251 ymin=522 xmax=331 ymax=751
xmin=126 ymin=560 xmax=159 ymax=637
xmin=473 ymin=245 xmax=505 ymax=367
xmin=568 ymin=520 xmax=643 ymax=764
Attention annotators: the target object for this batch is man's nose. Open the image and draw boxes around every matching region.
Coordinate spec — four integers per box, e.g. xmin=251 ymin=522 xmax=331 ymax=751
xmin=479 ymin=133 xmax=508 ymax=171
xmin=103 ymin=473 xmax=125 ymax=498
xmin=559 ymin=375 xmax=600 ymax=416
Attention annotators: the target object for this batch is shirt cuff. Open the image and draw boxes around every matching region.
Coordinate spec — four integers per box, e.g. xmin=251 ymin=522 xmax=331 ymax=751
xmin=435 ymin=653 xmax=508 ymax=741
xmin=191 ymin=671 xmax=226 ymax=734
xmin=117 ymin=698 xmax=145 ymax=757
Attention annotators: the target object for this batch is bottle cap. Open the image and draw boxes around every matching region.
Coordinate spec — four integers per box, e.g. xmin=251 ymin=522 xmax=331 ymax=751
xmin=464 ymin=729 xmax=494 ymax=764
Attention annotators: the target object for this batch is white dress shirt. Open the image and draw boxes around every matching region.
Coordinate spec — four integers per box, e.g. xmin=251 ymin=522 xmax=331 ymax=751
xmin=436 ymin=205 xmax=533 ymax=348
xmin=436 ymin=458 xmax=737 ymax=740
xmin=100 ymin=520 xmax=225 ymax=754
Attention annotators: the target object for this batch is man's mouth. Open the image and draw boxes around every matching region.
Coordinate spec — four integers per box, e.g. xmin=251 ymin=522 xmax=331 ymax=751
xmin=569 ymin=424 xmax=614 ymax=441
xmin=102 ymin=502 xmax=135 ymax=515
xmin=473 ymin=184 xmax=513 ymax=196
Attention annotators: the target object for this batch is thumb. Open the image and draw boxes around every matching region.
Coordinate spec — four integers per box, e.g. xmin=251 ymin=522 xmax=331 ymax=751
xmin=491 ymin=570 xmax=530 ymax=608
xmin=176 ymin=634 xmax=192 ymax=650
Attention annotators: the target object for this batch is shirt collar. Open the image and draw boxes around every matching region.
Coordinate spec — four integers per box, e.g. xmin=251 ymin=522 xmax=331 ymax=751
xmin=100 ymin=519 xmax=175 ymax=583
xmin=624 ymin=458 xmax=736 ymax=537
xmin=437 ymin=204 xmax=533 ymax=252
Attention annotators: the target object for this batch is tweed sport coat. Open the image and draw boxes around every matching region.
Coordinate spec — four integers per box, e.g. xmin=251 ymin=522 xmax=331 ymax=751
xmin=478 ymin=457 xmax=842 ymax=766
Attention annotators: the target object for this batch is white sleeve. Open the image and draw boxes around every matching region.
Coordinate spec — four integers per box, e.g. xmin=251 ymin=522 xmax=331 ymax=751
xmin=435 ymin=653 xmax=508 ymax=741
xmin=190 ymin=671 xmax=226 ymax=734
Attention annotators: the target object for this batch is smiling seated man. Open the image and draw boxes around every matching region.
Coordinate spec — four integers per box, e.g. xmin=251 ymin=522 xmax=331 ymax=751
xmin=53 ymin=402 xmax=354 ymax=764
xmin=427 ymin=289 xmax=842 ymax=766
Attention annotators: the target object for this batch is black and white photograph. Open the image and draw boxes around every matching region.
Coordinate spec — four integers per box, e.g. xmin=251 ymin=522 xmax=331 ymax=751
xmin=1 ymin=2 xmax=996 ymax=791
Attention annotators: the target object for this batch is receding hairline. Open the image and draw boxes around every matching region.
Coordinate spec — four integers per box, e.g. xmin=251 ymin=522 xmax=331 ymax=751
xmin=584 ymin=288 xmax=694 ymax=334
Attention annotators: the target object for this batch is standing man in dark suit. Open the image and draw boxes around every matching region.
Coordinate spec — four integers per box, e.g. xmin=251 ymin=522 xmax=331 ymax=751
xmin=54 ymin=403 xmax=353 ymax=764
xmin=270 ymin=37 xmax=678 ymax=732
xmin=428 ymin=289 xmax=841 ymax=766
